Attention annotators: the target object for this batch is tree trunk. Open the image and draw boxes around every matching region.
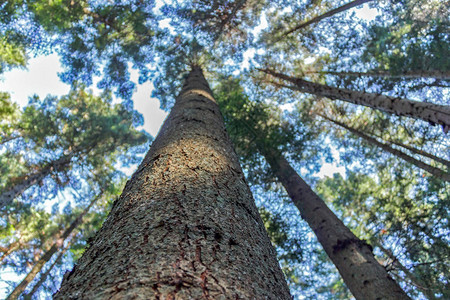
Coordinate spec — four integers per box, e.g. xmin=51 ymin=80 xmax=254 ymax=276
xmin=0 ymin=240 xmax=21 ymax=264
xmin=281 ymin=0 xmax=372 ymax=37
xmin=6 ymin=192 xmax=98 ymax=300
xmin=374 ymin=241 xmax=437 ymax=300
xmin=261 ymin=68 xmax=450 ymax=132
xmin=384 ymin=139 xmax=450 ymax=169
xmin=0 ymin=154 xmax=73 ymax=208
xmin=54 ymin=66 xmax=291 ymax=299
xmin=318 ymin=114 xmax=450 ymax=182
xmin=306 ymin=70 xmax=450 ymax=80
xmin=261 ymin=148 xmax=410 ymax=300
xmin=23 ymin=239 xmax=72 ymax=300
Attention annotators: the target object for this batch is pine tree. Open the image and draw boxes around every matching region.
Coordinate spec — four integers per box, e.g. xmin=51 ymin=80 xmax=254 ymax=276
xmin=260 ymin=68 xmax=450 ymax=132
xmin=55 ymin=67 xmax=291 ymax=299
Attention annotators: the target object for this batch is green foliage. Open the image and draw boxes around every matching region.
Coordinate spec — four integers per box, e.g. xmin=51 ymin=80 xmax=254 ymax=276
xmin=316 ymin=170 xmax=450 ymax=298
xmin=0 ymin=37 xmax=27 ymax=73
xmin=1 ymin=0 xmax=449 ymax=298
xmin=0 ymin=85 xmax=150 ymax=211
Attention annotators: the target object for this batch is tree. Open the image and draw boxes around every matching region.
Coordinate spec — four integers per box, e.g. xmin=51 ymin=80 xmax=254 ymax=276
xmin=54 ymin=66 xmax=291 ymax=299
xmin=316 ymin=171 xmax=450 ymax=299
xmin=6 ymin=191 xmax=101 ymax=299
xmin=316 ymin=113 xmax=450 ymax=181
xmin=278 ymin=0 xmax=373 ymax=40
xmin=262 ymin=149 xmax=409 ymax=299
xmin=260 ymin=68 xmax=450 ymax=132
xmin=213 ymin=77 xmax=409 ymax=299
xmin=2 ymin=0 xmax=449 ymax=298
xmin=0 ymin=86 xmax=148 ymax=209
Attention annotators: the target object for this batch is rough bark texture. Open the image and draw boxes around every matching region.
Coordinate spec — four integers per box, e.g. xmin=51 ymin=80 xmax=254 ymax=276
xmin=0 ymin=154 xmax=73 ymax=208
xmin=54 ymin=67 xmax=291 ymax=299
xmin=7 ymin=193 xmax=97 ymax=300
xmin=319 ymin=114 xmax=450 ymax=182
xmin=262 ymin=149 xmax=410 ymax=300
xmin=23 ymin=240 xmax=72 ymax=300
xmin=282 ymin=0 xmax=372 ymax=36
xmin=261 ymin=69 xmax=450 ymax=132
xmin=308 ymin=70 xmax=450 ymax=80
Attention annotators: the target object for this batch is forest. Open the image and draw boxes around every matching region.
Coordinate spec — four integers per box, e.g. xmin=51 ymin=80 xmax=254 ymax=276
xmin=0 ymin=0 xmax=449 ymax=299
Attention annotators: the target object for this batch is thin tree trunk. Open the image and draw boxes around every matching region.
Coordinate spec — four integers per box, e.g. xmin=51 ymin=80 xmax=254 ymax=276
xmin=0 ymin=135 xmax=21 ymax=145
xmin=6 ymin=193 xmax=99 ymax=300
xmin=54 ymin=66 xmax=291 ymax=299
xmin=384 ymin=139 xmax=450 ymax=169
xmin=318 ymin=114 xmax=450 ymax=182
xmin=374 ymin=241 xmax=437 ymax=300
xmin=0 ymin=240 xmax=21 ymax=264
xmin=260 ymin=68 xmax=450 ymax=132
xmin=261 ymin=148 xmax=410 ymax=300
xmin=0 ymin=154 xmax=73 ymax=208
xmin=23 ymin=239 xmax=73 ymax=300
xmin=306 ymin=70 xmax=450 ymax=80
xmin=281 ymin=0 xmax=372 ymax=37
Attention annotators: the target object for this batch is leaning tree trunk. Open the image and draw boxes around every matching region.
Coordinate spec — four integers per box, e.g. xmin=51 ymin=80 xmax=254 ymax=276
xmin=281 ymin=0 xmax=372 ymax=37
xmin=0 ymin=240 xmax=21 ymax=264
xmin=6 ymin=193 xmax=99 ymax=300
xmin=306 ymin=70 xmax=450 ymax=80
xmin=23 ymin=240 xmax=72 ymax=300
xmin=0 ymin=154 xmax=73 ymax=208
xmin=385 ymin=139 xmax=450 ymax=169
xmin=318 ymin=114 xmax=450 ymax=182
xmin=54 ymin=66 xmax=291 ymax=299
xmin=261 ymin=148 xmax=410 ymax=300
xmin=261 ymin=68 xmax=450 ymax=132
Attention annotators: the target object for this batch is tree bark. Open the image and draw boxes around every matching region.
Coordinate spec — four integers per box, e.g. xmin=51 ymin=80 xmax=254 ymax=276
xmin=0 ymin=154 xmax=74 ymax=208
xmin=54 ymin=66 xmax=291 ymax=299
xmin=6 ymin=193 xmax=98 ymax=300
xmin=261 ymin=148 xmax=410 ymax=300
xmin=260 ymin=68 xmax=450 ymax=132
xmin=23 ymin=239 xmax=72 ymax=300
xmin=306 ymin=70 xmax=450 ymax=80
xmin=318 ymin=114 xmax=450 ymax=182
xmin=281 ymin=0 xmax=373 ymax=37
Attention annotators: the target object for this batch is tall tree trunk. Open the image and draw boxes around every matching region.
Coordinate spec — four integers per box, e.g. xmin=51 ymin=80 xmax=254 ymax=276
xmin=0 ymin=154 xmax=73 ymax=208
xmin=261 ymin=148 xmax=410 ymax=300
xmin=383 ymin=138 xmax=450 ymax=169
xmin=318 ymin=114 xmax=450 ymax=182
xmin=305 ymin=70 xmax=450 ymax=80
xmin=6 ymin=193 xmax=99 ymax=300
xmin=0 ymin=240 xmax=21 ymax=264
xmin=54 ymin=66 xmax=291 ymax=299
xmin=260 ymin=68 xmax=450 ymax=132
xmin=23 ymin=239 xmax=72 ymax=300
xmin=374 ymin=241 xmax=437 ymax=300
xmin=281 ymin=0 xmax=372 ymax=37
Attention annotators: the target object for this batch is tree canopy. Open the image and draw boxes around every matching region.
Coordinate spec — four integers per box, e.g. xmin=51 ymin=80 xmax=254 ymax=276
xmin=0 ymin=0 xmax=448 ymax=299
